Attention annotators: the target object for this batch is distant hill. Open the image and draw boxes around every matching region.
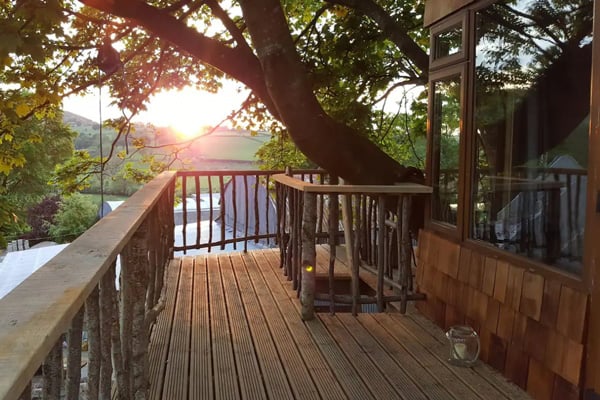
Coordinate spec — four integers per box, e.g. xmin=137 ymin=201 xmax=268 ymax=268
xmin=62 ymin=111 xmax=270 ymax=166
xmin=185 ymin=130 xmax=270 ymax=162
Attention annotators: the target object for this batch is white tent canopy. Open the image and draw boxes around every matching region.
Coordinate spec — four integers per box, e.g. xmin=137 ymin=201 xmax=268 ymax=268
xmin=0 ymin=244 xmax=68 ymax=300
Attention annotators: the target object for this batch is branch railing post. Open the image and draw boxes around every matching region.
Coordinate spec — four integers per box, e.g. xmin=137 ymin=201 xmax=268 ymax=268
xmin=99 ymin=265 xmax=114 ymax=399
xmin=273 ymin=172 xmax=431 ymax=317
xmin=377 ymin=195 xmax=386 ymax=312
xmin=300 ymin=192 xmax=317 ymax=320
xmin=86 ymin=286 xmax=101 ymax=399
xmin=125 ymin=221 xmax=151 ymax=399
xmin=65 ymin=307 xmax=83 ymax=400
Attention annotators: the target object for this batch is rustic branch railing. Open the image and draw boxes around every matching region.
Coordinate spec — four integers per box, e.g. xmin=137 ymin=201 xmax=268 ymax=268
xmin=273 ymin=173 xmax=433 ymax=320
xmin=174 ymin=169 xmax=328 ymax=253
xmin=0 ymin=171 xmax=176 ymax=400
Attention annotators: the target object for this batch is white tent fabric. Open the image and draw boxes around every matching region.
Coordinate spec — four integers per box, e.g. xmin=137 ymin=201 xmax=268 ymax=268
xmin=0 ymin=244 xmax=68 ymax=300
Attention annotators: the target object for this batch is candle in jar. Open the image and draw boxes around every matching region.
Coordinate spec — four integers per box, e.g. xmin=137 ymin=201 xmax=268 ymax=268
xmin=454 ymin=342 xmax=467 ymax=359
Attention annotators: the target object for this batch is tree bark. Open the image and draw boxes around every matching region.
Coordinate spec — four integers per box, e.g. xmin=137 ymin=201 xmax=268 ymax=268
xmin=238 ymin=0 xmax=421 ymax=184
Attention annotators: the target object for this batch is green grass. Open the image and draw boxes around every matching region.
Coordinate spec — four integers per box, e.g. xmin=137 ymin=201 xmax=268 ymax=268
xmin=82 ymin=193 xmax=129 ymax=207
xmin=192 ymin=135 xmax=268 ymax=161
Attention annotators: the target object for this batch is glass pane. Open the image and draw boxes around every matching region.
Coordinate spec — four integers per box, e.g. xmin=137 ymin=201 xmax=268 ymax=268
xmin=434 ymin=25 xmax=462 ymax=59
xmin=432 ymin=75 xmax=461 ymax=225
xmin=471 ymin=0 xmax=592 ymax=274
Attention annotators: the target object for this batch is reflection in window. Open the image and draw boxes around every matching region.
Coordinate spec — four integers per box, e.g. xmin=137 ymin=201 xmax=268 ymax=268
xmin=432 ymin=75 xmax=461 ymax=225
xmin=434 ymin=25 xmax=462 ymax=59
xmin=471 ymin=0 xmax=592 ymax=274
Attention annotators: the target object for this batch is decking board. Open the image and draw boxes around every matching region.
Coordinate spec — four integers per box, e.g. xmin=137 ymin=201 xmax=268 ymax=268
xmin=231 ymin=253 xmax=305 ymax=399
xmin=373 ymin=313 xmax=483 ymax=400
xmin=353 ymin=313 xmax=457 ymax=400
xmin=219 ymin=255 xmax=268 ymax=400
xmin=335 ymin=313 xmax=430 ymax=400
xmin=251 ymin=251 xmax=348 ymax=400
xmin=163 ymin=257 xmax=193 ymax=400
xmin=148 ymin=259 xmax=181 ymax=400
xmin=189 ymin=256 xmax=212 ymax=400
xmin=207 ymin=254 xmax=239 ymax=400
xmin=147 ymin=248 xmax=531 ymax=400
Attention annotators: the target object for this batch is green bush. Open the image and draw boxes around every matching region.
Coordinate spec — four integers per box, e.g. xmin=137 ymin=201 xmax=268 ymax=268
xmin=48 ymin=193 xmax=98 ymax=243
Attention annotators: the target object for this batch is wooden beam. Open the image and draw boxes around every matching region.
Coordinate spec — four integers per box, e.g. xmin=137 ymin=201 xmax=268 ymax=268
xmin=424 ymin=0 xmax=475 ymax=27
xmin=272 ymin=174 xmax=433 ymax=194
xmin=585 ymin=0 xmax=600 ymax=395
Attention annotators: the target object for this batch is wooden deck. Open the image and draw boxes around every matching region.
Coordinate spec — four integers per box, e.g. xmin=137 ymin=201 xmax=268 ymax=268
xmin=148 ymin=248 xmax=531 ymax=400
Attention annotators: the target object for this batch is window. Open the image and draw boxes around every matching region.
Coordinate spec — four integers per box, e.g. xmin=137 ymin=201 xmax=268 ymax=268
xmin=431 ymin=70 xmax=463 ymax=227
xmin=470 ymin=0 xmax=592 ymax=274
xmin=430 ymin=13 xmax=467 ymax=69
xmin=434 ymin=25 xmax=462 ymax=59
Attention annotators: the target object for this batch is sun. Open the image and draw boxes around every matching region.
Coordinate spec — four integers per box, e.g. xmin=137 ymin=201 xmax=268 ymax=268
xmin=139 ymin=86 xmax=247 ymax=138
xmin=169 ymin=116 xmax=203 ymax=138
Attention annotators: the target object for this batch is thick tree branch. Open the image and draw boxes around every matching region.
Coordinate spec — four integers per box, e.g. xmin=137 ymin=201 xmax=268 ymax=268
xmin=238 ymin=0 xmax=420 ymax=185
xmin=325 ymin=0 xmax=429 ymax=81
xmin=205 ymin=0 xmax=252 ymax=53
xmin=78 ymin=0 xmax=279 ymax=117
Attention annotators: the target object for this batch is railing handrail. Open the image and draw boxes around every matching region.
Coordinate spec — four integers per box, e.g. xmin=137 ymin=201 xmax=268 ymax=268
xmin=176 ymin=168 xmax=325 ymax=178
xmin=0 ymin=171 xmax=177 ymax=400
xmin=272 ymin=173 xmax=433 ymax=194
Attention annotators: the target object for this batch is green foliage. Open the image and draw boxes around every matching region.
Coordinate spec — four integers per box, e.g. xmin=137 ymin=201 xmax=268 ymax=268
xmin=21 ymin=195 xmax=61 ymax=244
xmin=48 ymin=193 xmax=98 ymax=243
xmin=256 ymin=129 xmax=312 ymax=170
xmin=0 ymin=111 xmax=75 ymax=245
xmin=2 ymin=0 xmax=433 ymax=186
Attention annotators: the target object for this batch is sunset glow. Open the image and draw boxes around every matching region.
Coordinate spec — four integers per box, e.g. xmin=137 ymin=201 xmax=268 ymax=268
xmin=63 ymin=84 xmax=248 ymax=137
xmin=141 ymin=86 xmax=246 ymax=137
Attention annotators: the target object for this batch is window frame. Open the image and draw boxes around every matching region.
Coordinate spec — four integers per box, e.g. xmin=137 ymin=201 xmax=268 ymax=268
xmin=426 ymin=63 xmax=469 ymax=239
xmin=426 ymin=0 xmax=592 ymax=289
xmin=430 ymin=12 xmax=468 ymax=71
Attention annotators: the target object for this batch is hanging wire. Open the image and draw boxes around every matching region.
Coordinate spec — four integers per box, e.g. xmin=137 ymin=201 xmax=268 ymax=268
xmin=98 ymin=67 xmax=105 ymax=219
xmin=95 ymin=37 xmax=121 ymax=219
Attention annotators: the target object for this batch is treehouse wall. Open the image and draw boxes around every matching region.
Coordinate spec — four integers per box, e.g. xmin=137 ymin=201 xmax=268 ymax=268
xmin=415 ymin=229 xmax=587 ymax=399
xmin=424 ymin=0 xmax=474 ymax=26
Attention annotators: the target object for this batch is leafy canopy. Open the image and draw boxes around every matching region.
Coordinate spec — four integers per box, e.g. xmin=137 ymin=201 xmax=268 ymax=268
xmin=1 ymin=0 xmax=430 ymax=179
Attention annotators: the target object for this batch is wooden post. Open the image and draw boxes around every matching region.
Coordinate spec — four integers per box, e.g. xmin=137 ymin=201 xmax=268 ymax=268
xmin=341 ymin=190 xmax=360 ymax=315
xmin=181 ymin=174 xmax=187 ymax=253
xmin=400 ymin=195 xmax=411 ymax=314
xmin=17 ymin=383 xmax=31 ymax=400
xmin=100 ymin=264 xmax=114 ymax=398
xmin=328 ymin=176 xmax=339 ymax=314
xmin=107 ymin=263 xmax=127 ymax=400
xmin=126 ymin=222 xmax=150 ymax=399
xmin=66 ymin=307 xmax=84 ymax=400
xmin=120 ymin=247 xmax=134 ymax=398
xmin=300 ymin=192 xmax=317 ymax=320
xmin=295 ymin=190 xmax=304 ymax=294
xmin=352 ymin=195 xmax=363 ymax=315
xmin=42 ymin=337 xmax=63 ymax=400
xmin=86 ymin=286 xmax=100 ymax=400
xmin=377 ymin=196 xmax=386 ymax=312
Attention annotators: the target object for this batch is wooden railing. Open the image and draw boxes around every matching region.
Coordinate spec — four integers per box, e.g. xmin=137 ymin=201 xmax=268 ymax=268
xmin=0 ymin=171 xmax=176 ymax=400
xmin=0 ymin=168 xmax=432 ymax=399
xmin=174 ymin=169 xmax=326 ymax=253
xmin=273 ymin=173 xmax=433 ymax=320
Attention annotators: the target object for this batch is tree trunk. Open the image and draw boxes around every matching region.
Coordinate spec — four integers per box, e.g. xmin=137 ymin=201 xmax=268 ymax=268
xmin=239 ymin=0 xmax=421 ymax=185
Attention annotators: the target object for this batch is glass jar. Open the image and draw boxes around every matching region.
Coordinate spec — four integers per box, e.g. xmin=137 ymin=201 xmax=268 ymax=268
xmin=445 ymin=325 xmax=480 ymax=367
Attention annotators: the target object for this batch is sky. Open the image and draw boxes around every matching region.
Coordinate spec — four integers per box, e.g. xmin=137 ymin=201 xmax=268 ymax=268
xmin=62 ymin=82 xmax=249 ymax=136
